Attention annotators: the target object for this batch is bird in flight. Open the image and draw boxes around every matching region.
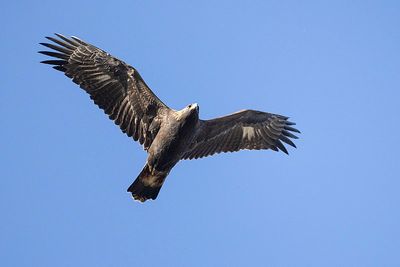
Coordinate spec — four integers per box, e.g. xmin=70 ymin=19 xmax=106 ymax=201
xmin=40 ymin=34 xmax=300 ymax=202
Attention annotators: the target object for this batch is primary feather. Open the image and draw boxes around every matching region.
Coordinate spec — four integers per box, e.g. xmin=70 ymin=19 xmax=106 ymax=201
xmin=40 ymin=34 xmax=169 ymax=150
xmin=182 ymin=110 xmax=299 ymax=159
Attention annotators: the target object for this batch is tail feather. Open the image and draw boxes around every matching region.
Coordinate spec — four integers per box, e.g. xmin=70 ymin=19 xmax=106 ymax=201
xmin=127 ymin=164 xmax=167 ymax=202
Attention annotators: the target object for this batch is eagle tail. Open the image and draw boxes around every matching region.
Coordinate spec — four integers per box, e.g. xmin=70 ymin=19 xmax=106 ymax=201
xmin=127 ymin=164 xmax=167 ymax=202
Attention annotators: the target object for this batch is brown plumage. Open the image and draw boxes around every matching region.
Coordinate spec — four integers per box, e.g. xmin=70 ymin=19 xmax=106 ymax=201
xmin=40 ymin=34 xmax=300 ymax=202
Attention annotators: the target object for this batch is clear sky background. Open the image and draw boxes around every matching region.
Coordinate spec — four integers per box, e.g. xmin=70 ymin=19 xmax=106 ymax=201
xmin=1 ymin=1 xmax=399 ymax=266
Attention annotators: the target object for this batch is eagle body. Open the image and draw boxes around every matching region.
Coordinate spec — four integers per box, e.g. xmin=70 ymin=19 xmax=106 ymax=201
xmin=40 ymin=34 xmax=300 ymax=202
xmin=127 ymin=105 xmax=200 ymax=201
xmin=147 ymin=105 xmax=199 ymax=170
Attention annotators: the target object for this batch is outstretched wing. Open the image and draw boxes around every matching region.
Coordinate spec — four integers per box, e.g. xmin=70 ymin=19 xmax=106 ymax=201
xmin=40 ymin=34 xmax=170 ymax=150
xmin=182 ymin=110 xmax=300 ymax=159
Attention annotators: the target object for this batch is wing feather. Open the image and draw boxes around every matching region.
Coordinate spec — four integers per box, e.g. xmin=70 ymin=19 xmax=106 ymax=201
xmin=40 ymin=34 xmax=169 ymax=150
xmin=182 ymin=110 xmax=300 ymax=159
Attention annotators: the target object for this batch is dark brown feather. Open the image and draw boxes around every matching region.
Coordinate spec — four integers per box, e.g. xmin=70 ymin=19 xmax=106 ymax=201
xmin=40 ymin=34 xmax=170 ymax=150
xmin=182 ymin=110 xmax=299 ymax=159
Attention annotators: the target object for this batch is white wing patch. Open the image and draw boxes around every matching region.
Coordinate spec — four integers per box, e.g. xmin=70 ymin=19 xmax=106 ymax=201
xmin=242 ymin=126 xmax=256 ymax=140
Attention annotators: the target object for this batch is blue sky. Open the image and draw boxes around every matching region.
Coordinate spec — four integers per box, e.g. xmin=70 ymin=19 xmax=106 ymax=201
xmin=1 ymin=1 xmax=400 ymax=266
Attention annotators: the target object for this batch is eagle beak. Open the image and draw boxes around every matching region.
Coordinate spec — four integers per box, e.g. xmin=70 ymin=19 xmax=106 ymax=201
xmin=193 ymin=103 xmax=199 ymax=111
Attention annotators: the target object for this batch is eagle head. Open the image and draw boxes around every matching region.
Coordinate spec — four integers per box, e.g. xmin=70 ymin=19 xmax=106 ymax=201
xmin=187 ymin=103 xmax=199 ymax=119
xmin=187 ymin=103 xmax=199 ymax=113
xmin=176 ymin=103 xmax=199 ymax=121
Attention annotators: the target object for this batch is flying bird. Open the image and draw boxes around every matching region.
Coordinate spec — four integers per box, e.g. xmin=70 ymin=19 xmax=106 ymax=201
xmin=39 ymin=34 xmax=300 ymax=202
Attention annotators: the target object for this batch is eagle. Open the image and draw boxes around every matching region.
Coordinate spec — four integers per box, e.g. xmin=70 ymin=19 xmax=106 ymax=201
xmin=40 ymin=34 xmax=300 ymax=202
